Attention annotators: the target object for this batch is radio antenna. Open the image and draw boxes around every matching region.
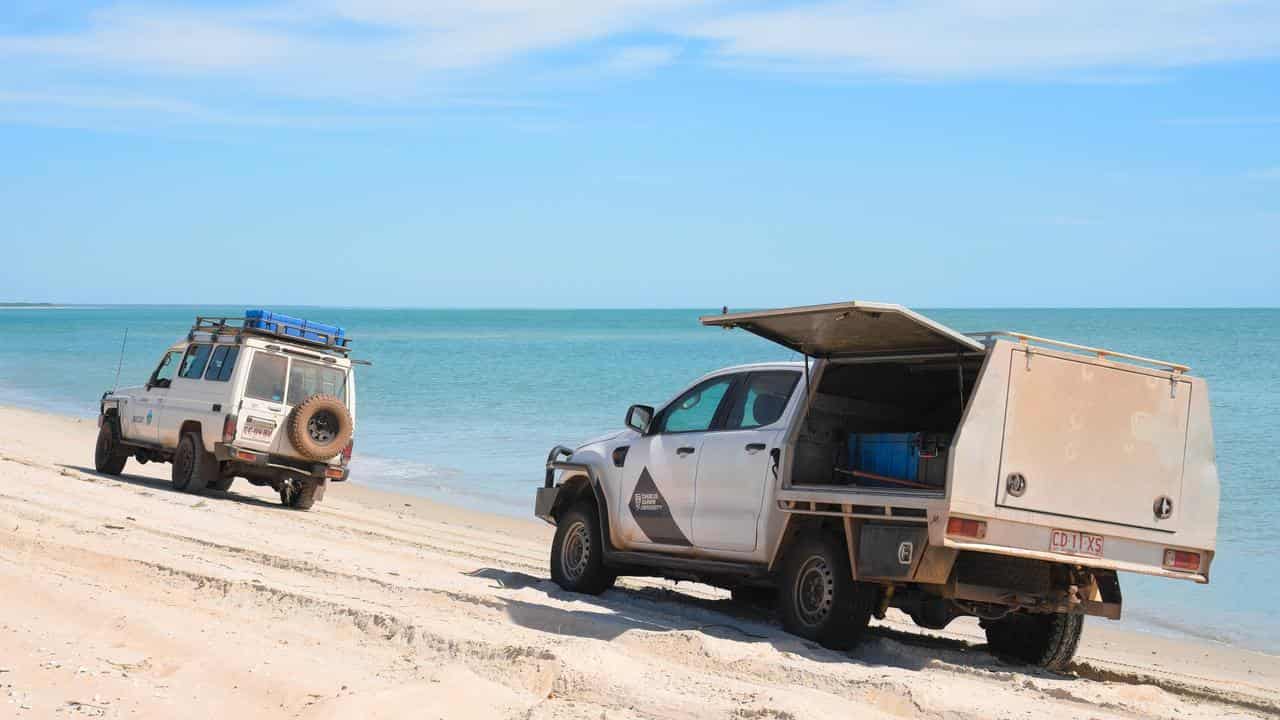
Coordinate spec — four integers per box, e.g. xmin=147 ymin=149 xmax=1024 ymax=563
xmin=113 ymin=328 xmax=129 ymax=391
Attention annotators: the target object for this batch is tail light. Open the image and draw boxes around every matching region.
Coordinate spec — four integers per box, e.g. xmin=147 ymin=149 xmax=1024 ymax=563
xmin=1163 ymin=549 xmax=1201 ymax=571
xmin=222 ymin=414 xmax=238 ymax=442
xmin=946 ymin=517 xmax=988 ymax=539
xmin=341 ymin=439 xmax=353 ymax=464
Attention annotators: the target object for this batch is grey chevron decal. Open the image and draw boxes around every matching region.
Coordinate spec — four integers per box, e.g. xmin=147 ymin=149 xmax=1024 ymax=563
xmin=628 ymin=467 xmax=691 ymax=546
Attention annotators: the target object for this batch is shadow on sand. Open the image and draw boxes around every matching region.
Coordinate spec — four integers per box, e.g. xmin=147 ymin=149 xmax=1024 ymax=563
xmin=464 ymin=567 xmax=1007 ymax=675
xmin=59 ymin=464 xmax=282 ymax=510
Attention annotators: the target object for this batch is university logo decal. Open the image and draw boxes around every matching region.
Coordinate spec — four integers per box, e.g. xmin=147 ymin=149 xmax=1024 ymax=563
xmin=628 ymin=467 xmax=691 ymax=546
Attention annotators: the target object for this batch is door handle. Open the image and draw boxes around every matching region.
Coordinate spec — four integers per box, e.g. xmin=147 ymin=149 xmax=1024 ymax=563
xmin=745 ymin=443 xmax=767 ymax=453
xmin=676 ymin=446 xmax=696 ymax=456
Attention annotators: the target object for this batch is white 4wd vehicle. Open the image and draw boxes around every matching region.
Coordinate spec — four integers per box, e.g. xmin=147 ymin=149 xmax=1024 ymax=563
xmin=95 ymin=313 xmax=358 ymax=510
xmin=536 ymin=301 xmax=1219 ymax=669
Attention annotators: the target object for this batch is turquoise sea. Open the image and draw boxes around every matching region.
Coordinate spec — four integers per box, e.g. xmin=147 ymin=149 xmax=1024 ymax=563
xmin=0 ymin=306 xmax=1276 ymax=653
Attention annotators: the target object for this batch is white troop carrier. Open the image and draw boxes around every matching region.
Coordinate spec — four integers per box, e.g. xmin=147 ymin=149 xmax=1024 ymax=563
xmin=96 ymin=311 xmax=360 ymax=510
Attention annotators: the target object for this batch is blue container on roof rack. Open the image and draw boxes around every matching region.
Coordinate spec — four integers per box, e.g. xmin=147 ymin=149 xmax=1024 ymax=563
xmin=244 ymin=310 xmax=346 ymax=346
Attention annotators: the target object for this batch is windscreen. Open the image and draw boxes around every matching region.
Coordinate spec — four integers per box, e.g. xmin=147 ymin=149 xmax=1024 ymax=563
xmin=287 ymin=359 xmax=348 ymax=406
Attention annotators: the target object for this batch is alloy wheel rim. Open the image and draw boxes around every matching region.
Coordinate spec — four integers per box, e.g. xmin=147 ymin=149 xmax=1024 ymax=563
xmin=794 ymin=555 xmax=835 ymax=627
xmin=561 ymin=520 xmax=591 ymax=581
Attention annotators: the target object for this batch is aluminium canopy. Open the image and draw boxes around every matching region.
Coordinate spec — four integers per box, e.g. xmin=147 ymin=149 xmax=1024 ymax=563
xmin=700 ymin=301 xmax=984 ymax=358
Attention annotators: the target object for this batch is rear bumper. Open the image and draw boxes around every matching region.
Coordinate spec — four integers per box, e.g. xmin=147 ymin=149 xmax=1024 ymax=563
xmin=943 ymin=515 xmax=1212 ymax=584
xmin=214 ymin=443 xmax=348 ymax=481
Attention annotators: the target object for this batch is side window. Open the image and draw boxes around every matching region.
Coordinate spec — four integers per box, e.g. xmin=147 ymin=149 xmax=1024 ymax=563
xmin=245 ymin=352 xmax=288 ymax=402
xmin=204 ymin=346 xmax=240 ymax=382
xmin=178 ymin=344 xmax=213 ymax=380
xmin=656 ymin=376 xmax=735 ymax=434
xmin=150 ymin=351 xmax=182 ymax=388
xmin=726 ymin=371 xmax=801 ymax=430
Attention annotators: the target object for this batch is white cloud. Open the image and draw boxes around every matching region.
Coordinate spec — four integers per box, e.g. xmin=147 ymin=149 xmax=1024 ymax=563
xmin=690 ymin=0 xmax=1280 ymax=78
xmin=1 ymin=1 xmax=1279 ymax=126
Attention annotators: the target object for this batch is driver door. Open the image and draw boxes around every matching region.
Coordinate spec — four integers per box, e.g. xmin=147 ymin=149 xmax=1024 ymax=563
xmin=130 ymin=350 xmax=181 ymax=445
xmin=616 ymin=373 xmax=737 ymax=549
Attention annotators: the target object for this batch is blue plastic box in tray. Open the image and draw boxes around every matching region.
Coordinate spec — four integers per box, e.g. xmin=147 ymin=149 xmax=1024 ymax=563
xmin=847 ymin=432 xmax=950 ymax=488
xmin=244 ymin=309 xmax=345 ymax=346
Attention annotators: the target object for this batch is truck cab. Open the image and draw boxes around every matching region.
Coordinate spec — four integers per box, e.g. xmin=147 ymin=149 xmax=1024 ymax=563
xmin=96 ymin=311 xmax=359 ymax=511
xmin=536 ymin=301 xmax=1219 ymax=670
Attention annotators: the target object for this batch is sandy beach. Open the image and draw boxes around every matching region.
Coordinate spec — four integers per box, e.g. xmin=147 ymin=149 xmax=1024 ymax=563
xmin=1 ymin=404 xmax=1276 ymax=719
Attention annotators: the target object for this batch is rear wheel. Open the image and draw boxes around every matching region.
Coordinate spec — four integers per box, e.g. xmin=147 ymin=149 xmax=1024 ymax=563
xmin=93 ymin=420 xmax=129 ymax=476
xmin=280 ymin=478 xmax=318 ymax=510
xmin=550 ymin=503 xmax=616 ymax=595
xmin=982 ymin=611 xmax=1084 ymax=671
xmin=778 ymin=533 xmax=877 ymax=650
xmin=172 ymin=432 xmax=217 ymax=493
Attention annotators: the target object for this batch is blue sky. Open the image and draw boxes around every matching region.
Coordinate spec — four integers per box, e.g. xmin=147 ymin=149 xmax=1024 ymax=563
xmin=1 ymin=1 xmax=1277 ymax=308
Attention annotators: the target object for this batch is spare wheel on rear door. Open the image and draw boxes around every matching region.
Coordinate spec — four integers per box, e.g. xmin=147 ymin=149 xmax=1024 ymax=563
xmin=288 ymin=394 xmax=352 ymax=461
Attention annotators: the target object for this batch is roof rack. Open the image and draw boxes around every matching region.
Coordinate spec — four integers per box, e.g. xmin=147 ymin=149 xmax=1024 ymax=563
xmin=189 ymin=316 xmax=352 ymax=356
xmin=966 ymin=331 xmax=1189 ymax=374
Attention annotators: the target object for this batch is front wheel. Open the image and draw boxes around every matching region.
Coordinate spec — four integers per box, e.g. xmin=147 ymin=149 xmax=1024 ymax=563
xmin=777 ymin=534 xmax=877 ymax=650
xmin=93 ymin=420 xmax=129 ymax=476
xmin=550 ymin=503 xmax=616 ymax=595
xmin=982 ymin=611 xmax=1084 ymax=671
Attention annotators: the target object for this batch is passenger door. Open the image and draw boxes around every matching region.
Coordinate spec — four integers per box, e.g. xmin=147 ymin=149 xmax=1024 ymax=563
xmin=158 ymin=343 xmax=217 ymax=447
xmin=692 ymin=371 xmax=801 ymax=553
xmin=128 ymin=350 xmax=181 ymax=444
xmin=616 ymin=374 xmax=737 ymax=549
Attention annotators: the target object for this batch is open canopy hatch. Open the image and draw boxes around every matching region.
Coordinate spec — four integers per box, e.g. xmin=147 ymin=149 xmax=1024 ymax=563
xmin=700 ymin=301 xmax=984 ymax=358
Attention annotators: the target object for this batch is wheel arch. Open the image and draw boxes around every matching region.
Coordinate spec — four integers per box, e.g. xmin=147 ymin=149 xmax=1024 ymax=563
xmin=551 ymin=472 xmax=616 ymax=552
xmin=178 ymin=419 xmax=212 ymax=453
xmin=769 ymin=513 xmax=851 ymax=573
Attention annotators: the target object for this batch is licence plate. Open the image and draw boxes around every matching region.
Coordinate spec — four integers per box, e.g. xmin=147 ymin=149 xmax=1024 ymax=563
xmin=244 ymin=417 xmax=276 ymax=441
xmin=1049 ymin=529 xmax=1104 ymax=558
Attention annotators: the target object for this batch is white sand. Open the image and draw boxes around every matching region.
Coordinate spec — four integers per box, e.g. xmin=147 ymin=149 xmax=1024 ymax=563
xmin=1 ymin=404 xmax=1277 ymax=719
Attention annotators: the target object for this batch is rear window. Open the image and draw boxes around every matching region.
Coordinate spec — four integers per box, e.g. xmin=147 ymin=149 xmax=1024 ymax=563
xmin=245 ymin=352 xmax=288 ymax=402
xmin=287 ymin=360 xmax=348 ymax=406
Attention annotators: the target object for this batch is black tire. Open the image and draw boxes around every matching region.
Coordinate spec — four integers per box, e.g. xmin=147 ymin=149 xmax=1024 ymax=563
xmin=172 ymin=432 xmax=217 ymax=493
xmin=280 ymin=479 xmax=318 ymax=510
xmin=550 ymin=503 xmax=616 ymax=595
xmin=287 ymin=395 xmax=353 ymax=461
xmin=777 ymin=533 xmax=877 ymax=650
xmin=983 ymin=611 xmax=1084 ymax=671
xmin=208 ymin=474 xmax=235 ymax=492
xmin=93 ymin=419 xmax=129 ymax=476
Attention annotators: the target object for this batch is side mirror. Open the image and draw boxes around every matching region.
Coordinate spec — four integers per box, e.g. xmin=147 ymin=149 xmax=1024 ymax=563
xmin=625 ymin=404 xmax=654 ymax=434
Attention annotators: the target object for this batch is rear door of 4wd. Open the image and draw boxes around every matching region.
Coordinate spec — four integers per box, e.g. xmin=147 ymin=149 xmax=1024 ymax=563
xmin=236 ymin=349 xmax=290 ymax=454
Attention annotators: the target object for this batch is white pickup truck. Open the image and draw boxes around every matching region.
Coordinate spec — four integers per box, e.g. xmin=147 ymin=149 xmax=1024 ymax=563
xmin=95 ymin=312 xmax=358 ymax=510
xmin=535 ymin=301 xmax=1219 ymax=669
